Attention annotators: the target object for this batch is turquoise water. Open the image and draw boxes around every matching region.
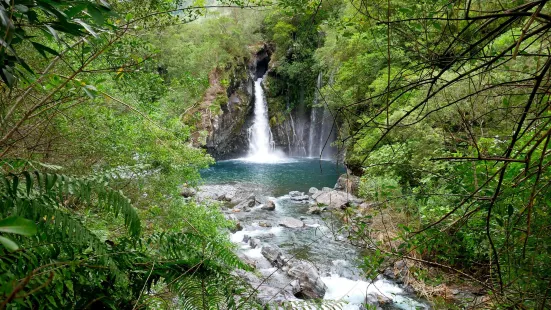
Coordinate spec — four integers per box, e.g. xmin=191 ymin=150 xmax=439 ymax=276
xmin=200 ymin=158 xmax=345 ymax=196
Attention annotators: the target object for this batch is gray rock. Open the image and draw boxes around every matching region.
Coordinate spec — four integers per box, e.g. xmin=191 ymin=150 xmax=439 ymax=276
xmin=306 ymin=206 xmax=325 ymax=215
xmin=230 ymin=220 xmax=242 ymax=233
xmin=287 ymin=260 xmax=327 ymax=299
xmin=279 ymin=217 xmax=305 ymax=228
xmin=313 ymin=190 xmax=357 ymax=210
xmin=308 ymin=187 xmax=319 ymax=195
xmin=289 ymin=191 xmax=304 ymax=197
xmin=261 ymin=244 xmax=286 ymax=267
xmin=290 ymin=195 xmax=310 ymax=202
xmin=242 ymin=234 xmax=250 ymax=243
xmin=196 ymin=185 xmax=237 ymax=202
xmin=261 ymin=199 xmax=276 ymax=211
xmin=258 ymin=221 xmax=272 ymax=227
xmin=322 ymin=187 xmax=333 ymax=192
xmin=180 ymin=186 xmax=197 ymax=198
xmin=234 ymin=197 xmax=256 ymax=210
xmin=249 ymin=238 xmax=261 ymax=249
xmin=334 ymin=174 xmax=361 ymax=196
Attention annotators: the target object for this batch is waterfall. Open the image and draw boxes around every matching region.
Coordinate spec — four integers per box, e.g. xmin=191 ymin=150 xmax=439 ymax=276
xmin=244 ymin=78 xmax=286 ymax=163
xmin=308 ymin=72 xmax=337 ymax=159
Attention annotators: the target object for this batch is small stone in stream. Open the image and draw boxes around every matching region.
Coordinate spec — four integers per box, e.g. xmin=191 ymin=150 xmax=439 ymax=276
xmin=279 ymin=217 xmax=305 ymax=228
xmin=376 ymin=294 xmax=393 ymax=306
xmin=290 ymin=194 xmax=309 ymax=202
xmin=307 ymin=206 xmax=325 ymax=215
xmin=258 ymin=221 xmax=272 ymax=227
xmin=230 ymin=221 xmax=243 ymax=233
xmin=308 ymin=187 xmax=319 ymax=195
xmin=261 ymin=199 xmax=276 ymax=211
xmin=249 ymin=238 xmax=261 ymax=249
xmin=289 ymin=191 xmax=303 ymax=197
xmin=242 ymin=234 xmax=250 ymax=243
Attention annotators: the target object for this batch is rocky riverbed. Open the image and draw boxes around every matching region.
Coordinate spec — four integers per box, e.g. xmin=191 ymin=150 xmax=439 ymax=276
xmin=188 ymin=181 xmax=430 ymax=310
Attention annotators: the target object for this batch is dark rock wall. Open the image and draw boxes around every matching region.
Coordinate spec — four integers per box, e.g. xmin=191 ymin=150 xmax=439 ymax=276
xmin=203 ymin=45 xmax=273 ymax=160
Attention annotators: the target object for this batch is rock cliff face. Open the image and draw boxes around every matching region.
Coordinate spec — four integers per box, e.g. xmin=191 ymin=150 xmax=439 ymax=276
xmin=187 ymin=45 xmax=272 ymax=160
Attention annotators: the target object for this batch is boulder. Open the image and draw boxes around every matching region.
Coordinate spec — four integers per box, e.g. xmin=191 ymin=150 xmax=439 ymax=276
xmin=196 ymin=185 xmax=237 ymax=202
xmin=290 ymin=195 xmax=310 ymax=202
xmin=258 ymin=221 xmax=272 ymax=227
xmin=289 ymin=191 xmax=304 ymax=197
xmin=287 ymin=260 xmax=327 ymax=299
xmin=234 ymin=197 xmax=256 ymax=210
xmin=334 ymin=174 xmax=361 ymax=196
xmin=313 ymin=190 xmax=357 ymax=210
xmin=322 ymin=187 xmax=333 ymax=192
xmin=249 ymin=238 xmax=261 ymax=249
xmin=180 ymin=186 xmax=196 ymax=198
xmin=261 ymin=199 xmax=276 ymax=211
xmin=261 ymin=244 xmax=286 ymax=267
xmin=307 ymin=206 xmax=325 ymax=215
xmin=308 ymin=187 xmax=319 ymax=195
xmin=279 ymin=217 xmax=305 ymax=228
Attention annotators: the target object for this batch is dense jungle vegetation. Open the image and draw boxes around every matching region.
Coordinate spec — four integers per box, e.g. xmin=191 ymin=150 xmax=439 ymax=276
xmin=1 ymin=0 xmax=551 ymax=309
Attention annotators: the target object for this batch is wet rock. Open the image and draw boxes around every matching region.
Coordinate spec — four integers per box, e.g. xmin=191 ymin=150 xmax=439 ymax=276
xmin=234 ymin=197 xmax=256 ymax=210
xmin=308 ymin=187 xmax=319 ymax=195
xmin=261 ymin=199 xmax=276 ymax=211
xmin=312 ymin=190 xmax=357 ymax=210
xmin=279 ymin=217 xmax=305 ymax=228
xmin=376 ymin=294 xmax=393 ymax=306
xmin=258 ymin=221 xmax=272 ymax=227
xmin=290 ymin=195 xmax=310 ymax=202
xmin=290 ymin=279 xmax=301 ymax=295
xmin=306 ymin=206 xmax=325 ymax=215
xmin=287 ymin=260 xmax=327 ymax=299
xmin=249 ymin=238 xmax=261 ymax=249
xmin=229 ymin=220 xmax=242 ymax=233
xmin=242 ymin=234 xmax=250 ymax=243
xmin=289 ymin=191 xmax=303 ymax=197
xmin=180 ymin=186 xmax=196 ymax=198
xmin=196 ymin=184 xmax=237 ymax=202
xmin=261 ymin=244 xmax=286 ymax=267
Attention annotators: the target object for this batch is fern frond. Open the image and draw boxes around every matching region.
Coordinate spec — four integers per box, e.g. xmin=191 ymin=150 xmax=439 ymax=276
xmin=0 ymin=171 xmax=141 ymax=237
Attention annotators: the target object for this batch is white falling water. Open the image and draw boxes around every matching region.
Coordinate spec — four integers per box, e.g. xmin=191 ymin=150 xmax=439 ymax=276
xmin=308 ymin=72 xmax=337 ymax=159
xmin=243 ymin=78 xmax=286 ymax=163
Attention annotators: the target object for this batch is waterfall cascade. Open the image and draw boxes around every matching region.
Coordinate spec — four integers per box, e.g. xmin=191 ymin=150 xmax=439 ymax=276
xmin=244 ymin=72 xmax=337 ymax=162
xmin=307 ymin=72 xmax=337 ymax=159
xmin=244 ymin=78 xmax=286 ymax=163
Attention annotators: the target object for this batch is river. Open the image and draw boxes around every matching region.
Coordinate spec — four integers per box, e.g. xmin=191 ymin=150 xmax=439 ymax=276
xmin=199 ymin=78 xmax=429 ymax=309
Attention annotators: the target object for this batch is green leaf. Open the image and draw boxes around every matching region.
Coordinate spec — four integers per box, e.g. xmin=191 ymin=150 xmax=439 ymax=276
xmin=75 ymin=19 xmax=97 ymax=37
xmin=86 ymin=4 xmax=104 ymax=25
xmin=0 ymin=236 xmax=19 ymax=251
xmin=44 ymin=24 xmax=60 ymax=41
xmin=0 ymin=217 xmax=37 ymax=236
xmin=31 ymin=42 xmax=60 ymax=58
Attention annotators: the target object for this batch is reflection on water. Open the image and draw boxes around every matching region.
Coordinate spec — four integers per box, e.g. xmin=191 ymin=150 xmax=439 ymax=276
xmin=201 ymin=157 xmax=346 ymax=196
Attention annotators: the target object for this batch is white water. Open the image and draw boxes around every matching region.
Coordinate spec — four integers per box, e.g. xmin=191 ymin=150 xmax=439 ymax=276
xmin=322 ymin=275 xmax=429 ymax=309
xmin=229 ymin=194 xmax=430 ymax=310
xmin=242 ymin=78 xmax=287 ymax=163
